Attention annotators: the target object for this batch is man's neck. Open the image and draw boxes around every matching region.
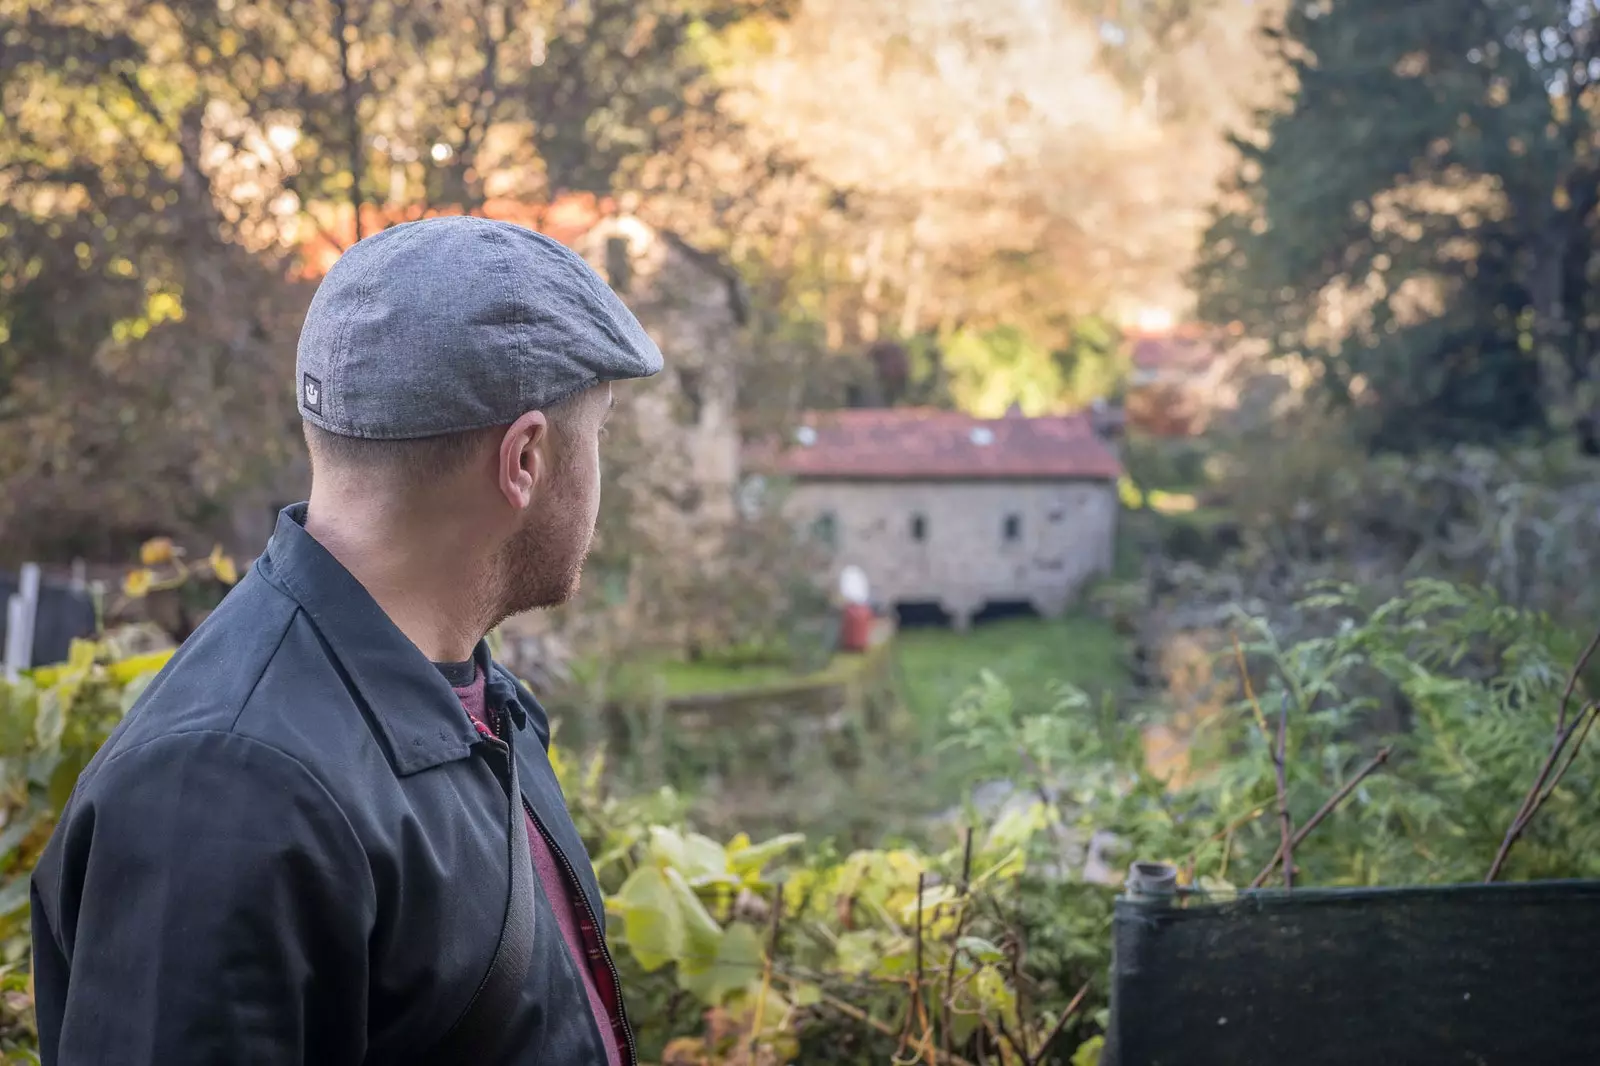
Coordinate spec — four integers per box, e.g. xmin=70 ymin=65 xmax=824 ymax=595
xmin=303 ymin=497 xmax=491 ymax=663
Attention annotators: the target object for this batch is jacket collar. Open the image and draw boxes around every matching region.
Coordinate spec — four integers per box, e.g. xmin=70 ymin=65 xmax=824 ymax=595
xmin=257 ymin=504 xmax=527 ymax=775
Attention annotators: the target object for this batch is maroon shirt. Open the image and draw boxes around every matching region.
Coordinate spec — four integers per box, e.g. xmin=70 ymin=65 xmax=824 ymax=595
xmin=451 ymin=668 xmax=624 ymax=1066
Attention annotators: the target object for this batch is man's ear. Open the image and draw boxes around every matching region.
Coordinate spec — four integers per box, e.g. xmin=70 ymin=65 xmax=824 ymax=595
xmin=498 ymin=410 xmax=551 ymax=510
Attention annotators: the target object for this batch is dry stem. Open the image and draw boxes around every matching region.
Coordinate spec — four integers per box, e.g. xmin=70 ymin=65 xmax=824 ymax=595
xmin=1249 ymin=746 xmax=1393 ymax=889
xmin=1272 ymin=693 xmax=1294 ymax=889
xmin=1487 ymin=622 xmax=1600 ymax=881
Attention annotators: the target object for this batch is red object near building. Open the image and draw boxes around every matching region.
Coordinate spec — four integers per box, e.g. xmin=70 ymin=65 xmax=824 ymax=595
xmin=839 ymin=603 xmax=875 ymax=653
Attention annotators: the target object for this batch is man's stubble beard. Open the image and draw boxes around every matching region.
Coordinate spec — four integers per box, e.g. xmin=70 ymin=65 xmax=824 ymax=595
xmin=487 ymin=507 xmax=595 ymax=627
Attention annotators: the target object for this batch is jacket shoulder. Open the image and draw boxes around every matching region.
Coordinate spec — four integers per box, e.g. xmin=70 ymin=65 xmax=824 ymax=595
xmin=91 ymin=573 xmax=302 ymax=760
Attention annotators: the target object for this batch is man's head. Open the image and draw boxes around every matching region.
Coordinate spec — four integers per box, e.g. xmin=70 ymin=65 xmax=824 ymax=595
xmin=295 ymin=216 xmax=659 ymax=631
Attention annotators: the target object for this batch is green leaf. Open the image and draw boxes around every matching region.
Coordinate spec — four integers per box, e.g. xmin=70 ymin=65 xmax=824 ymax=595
xmin=612 ymin=865 xmax=685 ymax=972
xmin=1072 ymin=1035 xmax=1106 ymax=1066
xmin=663 ymin=865 xmax=724 ymax=952
xmin=0 ymin=805 xmax=40 ymax=865
xmin=790 ymin=981 xmax=823 ymax=1007
xmin=834 ymin=930 xmax=882 ymax=976
xmin=0 ymin=686 xmax=36 ymax=752
xmin=49 ymin=751 xmax=90 ymax=814
xmin=33 ymin=688 xmax=65 ymax=754
xmin=0 ymin=874 xmax=29 ymax=919
xmin=648 ymin=826 xmax=730 ymax=884
xmin=727 ymin=832 xmax=805 ymax=878
xmin=955 ymin=935 xmax=1006 ymax=964
xmin=678 ymin=919 xmax=763 ymax=1006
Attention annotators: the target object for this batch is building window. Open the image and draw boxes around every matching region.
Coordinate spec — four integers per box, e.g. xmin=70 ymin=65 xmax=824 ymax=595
xmin=1003 ymin=513 xmax=1021 ymax=542
xmin=811 ymin=511 xmax=838 ymax=547
xmin=910 ymin=513 xmax=927 ymax=542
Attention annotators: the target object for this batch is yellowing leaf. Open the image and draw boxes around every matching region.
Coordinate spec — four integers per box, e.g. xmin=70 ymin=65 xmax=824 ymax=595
xmin=122 ymin=568 xmax=154 ymax=599
xmin=108 ymin=650 xmax=175 ymax=685
xmin=139 ymin=537 xmax=175 ymax=566
xmin=727 ymin=832 xmax=805 ymax=880
xmin=209 ymin=545 xmax=238 ymax=585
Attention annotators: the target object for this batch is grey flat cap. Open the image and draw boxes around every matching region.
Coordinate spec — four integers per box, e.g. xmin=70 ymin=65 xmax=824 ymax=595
xmin=296 ymin=215 xmax=663 ymax=439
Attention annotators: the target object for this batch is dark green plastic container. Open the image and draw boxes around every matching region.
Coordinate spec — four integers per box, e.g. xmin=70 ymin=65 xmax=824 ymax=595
xmin=1102 ymin=876 xmax=1600 ymax=1065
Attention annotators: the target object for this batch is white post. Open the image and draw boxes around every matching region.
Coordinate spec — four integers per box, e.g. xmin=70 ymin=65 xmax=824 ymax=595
xmin=3 ymin=564 xmax=41 ymax=682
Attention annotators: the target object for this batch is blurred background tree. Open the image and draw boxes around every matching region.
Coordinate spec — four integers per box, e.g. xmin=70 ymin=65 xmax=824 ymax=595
xmin=1197 ymin=0 xmax=1600 ymax=453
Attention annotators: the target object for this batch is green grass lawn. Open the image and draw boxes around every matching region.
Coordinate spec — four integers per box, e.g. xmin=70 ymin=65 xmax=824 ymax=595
xmin=568 ymin=647 xmax=858 ymax=700
xmin=893 ymin=614 xmax=1128 ymax=741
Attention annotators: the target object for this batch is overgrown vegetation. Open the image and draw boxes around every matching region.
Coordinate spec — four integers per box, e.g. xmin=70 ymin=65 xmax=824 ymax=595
xmin=2 ymin=572 xmax=1593 ymax=1064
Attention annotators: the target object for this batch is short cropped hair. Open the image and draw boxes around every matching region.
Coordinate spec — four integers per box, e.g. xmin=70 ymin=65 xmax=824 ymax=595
xmin=303 ymin=394 xmax=583 ymax=489
xmin=303 ymin=422 xmax=504 ymax=486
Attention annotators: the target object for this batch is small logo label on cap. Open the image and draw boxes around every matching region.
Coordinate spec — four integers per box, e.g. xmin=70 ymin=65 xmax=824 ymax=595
xmin=302 ymin=374 xmax=322 ymax=414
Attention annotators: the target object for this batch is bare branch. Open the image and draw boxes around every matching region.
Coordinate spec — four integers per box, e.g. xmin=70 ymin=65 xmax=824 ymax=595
xmin=1272 ymin=693 xmax=1294 ymax=890
xmin=1488 ymin=622 xmax=1600 ymax=881
xmin=1250 ymin=746 xmax=1393 ymax=889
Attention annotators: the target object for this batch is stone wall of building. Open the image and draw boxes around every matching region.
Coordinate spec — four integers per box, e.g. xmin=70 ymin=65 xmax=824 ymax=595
xmin=785 ymin=478 xmax=1118 ymax=627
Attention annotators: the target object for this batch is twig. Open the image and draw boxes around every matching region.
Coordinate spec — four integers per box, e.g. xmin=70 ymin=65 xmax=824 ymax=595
xmin=1249 ymin=746 xmax=1393 ymax=889
xmin=1488 ymin=700 xmax=1600 ymax=881
xmin=1009 ymin=879 xmax=1030 ymax=1063
xmin=773 ymin=972 xmax=977 ymax=1066
xmin=941 ymin=829 xmax=976 ymax=1065
xmin=1233 ymin=633 xmax=1272 ymax=744
xmin=1488 ymin=622 xmax=1600 ymax=881
xmin=1028 ymin=980 xmax=1092 ymax=1066
xmin=1556 ymin=628 xmax=1600 ymax=734
xmin=985 ymin=1011 xmax=1029 ymax=1066
xmin=1538 ymin=703 xmax=1599 ymax=811
xmin=749 ymin=883 xmax=784 ymax=1053
xmin=1271 ymin=694 xmax=1294 ymax=889
xmin=894 ymin=873 xmax=928 ymax=1063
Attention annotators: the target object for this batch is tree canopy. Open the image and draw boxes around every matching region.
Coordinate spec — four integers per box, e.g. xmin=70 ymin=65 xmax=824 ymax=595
xmin=1199 ymin=0 xmax=1600 ymax=452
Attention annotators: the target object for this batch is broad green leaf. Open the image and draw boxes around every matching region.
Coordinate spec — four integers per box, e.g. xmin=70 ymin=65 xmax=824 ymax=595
xmin=663 ymin=865 xmax=724 ymax=953
xmin=648 ymin=826 xmax=729 ymax=884
xmin=613 ymin=865 xmax=685 ymax=972
xmin=679 ymin=919 xmax=763 ymax=1006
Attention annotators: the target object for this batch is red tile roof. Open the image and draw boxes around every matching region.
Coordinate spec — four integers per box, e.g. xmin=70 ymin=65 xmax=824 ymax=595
xmin=761 ymin=407 xmax=1123 ymax=481
xmin=294 ymin=194 xmax=613 ymax=279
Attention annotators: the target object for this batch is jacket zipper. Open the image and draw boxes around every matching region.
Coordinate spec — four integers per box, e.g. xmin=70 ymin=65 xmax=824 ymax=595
xmin=523 ymin=794 xmax=639 ymax=1066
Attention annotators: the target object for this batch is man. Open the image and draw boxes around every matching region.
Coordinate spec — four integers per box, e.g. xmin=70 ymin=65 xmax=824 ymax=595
xmin=30 ymin=215 xmax=662 ymax=1064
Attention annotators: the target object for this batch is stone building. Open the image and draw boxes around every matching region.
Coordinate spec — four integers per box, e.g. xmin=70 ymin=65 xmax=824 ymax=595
xmin=764 ymin=407 xmax=1123 ymax=629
